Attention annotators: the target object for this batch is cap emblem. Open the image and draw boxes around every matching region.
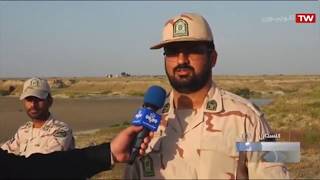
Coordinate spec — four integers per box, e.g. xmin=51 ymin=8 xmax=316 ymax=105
xmin=30 ymin=79 xmax=40 ymax=88
xmin=173 ymin=19 xmax=188 ymax=37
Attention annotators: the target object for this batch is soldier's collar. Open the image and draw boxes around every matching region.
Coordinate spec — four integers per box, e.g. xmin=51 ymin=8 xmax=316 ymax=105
xmin=203 ymin=83 xmax=224 ymax=113
xmin=39 ymin=114 xmax=55 ymax=128
xmin=29 ymin=114 xmax=54 ymax=128
xmin=162 ymin=84 xmax=224 ymax=115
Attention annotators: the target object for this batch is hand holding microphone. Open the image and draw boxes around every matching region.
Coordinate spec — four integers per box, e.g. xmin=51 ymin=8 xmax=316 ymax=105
xmin=110 ymin=126 xmax=154 ymax=163
xmin=128 ymin=85 xmax=166 ymax=164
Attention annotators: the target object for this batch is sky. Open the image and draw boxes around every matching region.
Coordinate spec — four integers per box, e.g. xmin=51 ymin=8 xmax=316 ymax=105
xmin=0 ymin=1 xmax=319 ymax=78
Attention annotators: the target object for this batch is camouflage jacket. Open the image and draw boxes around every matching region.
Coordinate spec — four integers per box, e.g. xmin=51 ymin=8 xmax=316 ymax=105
xmin=124 ymin=84 xmax=289 ymax=179
xmin=1 ymin=116 xmax=75 ymax=157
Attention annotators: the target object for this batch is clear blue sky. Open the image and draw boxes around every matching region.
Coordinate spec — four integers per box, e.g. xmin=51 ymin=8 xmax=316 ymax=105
xmin=0 ymin=1 xmax=319 ymax=77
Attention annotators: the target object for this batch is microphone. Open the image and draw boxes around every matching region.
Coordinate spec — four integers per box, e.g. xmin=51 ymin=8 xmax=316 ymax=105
xmin=128 ymin=85 xmax=166 ymax=164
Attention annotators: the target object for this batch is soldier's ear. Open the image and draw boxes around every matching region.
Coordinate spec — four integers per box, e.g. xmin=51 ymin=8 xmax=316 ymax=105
xmin=209 ymin=49 xmax=217 ymax=68
xmin=47 ymin=94 xmax=53 ymax=107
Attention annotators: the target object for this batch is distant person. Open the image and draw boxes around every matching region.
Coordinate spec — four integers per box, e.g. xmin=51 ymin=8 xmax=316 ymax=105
xmin=124 ymin=12 xmax=289 ymax=179
xmin=1 ymin=77 xmax=75 ymax=157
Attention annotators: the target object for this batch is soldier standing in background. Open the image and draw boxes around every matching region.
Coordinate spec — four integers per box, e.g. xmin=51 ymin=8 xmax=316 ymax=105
xmin=1 ymin=77 xmax=74 ymax=157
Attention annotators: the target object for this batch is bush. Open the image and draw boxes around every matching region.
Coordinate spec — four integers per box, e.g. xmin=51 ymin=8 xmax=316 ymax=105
xmin=100 ymin=90 xmax=111 ymax=95
xmin=0 ymin=90 xmax=10 ymax=96
xmin=230 ymin=87 xmax=263 ymax=99
xmin=231 ymin=88 xmax=251 ymax=99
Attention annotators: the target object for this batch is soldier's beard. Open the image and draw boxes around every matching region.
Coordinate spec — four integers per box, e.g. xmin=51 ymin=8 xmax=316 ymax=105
xmin=26 ymin=109 xmax=50 ymax=121
xmin=166 ymin=63 xmax=212 ymax=94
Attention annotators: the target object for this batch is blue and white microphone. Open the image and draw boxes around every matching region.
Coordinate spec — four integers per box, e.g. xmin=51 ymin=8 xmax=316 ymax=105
xmin=129 ymin=85 xmax=166 ymax=164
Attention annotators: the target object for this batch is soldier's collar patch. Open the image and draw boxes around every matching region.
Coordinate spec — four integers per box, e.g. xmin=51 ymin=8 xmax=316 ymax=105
xmin=162 ymin=103 xmax=170 ymax=113
xmin=26 ymin=121 xmax=33 ymax=128
xmin=140 ymin=155 xmax=155 ymax=177
xmin=206 ymin=100 xmax=217 ymax=111
xmin=42 ymin=125 xmax=50 ymax=131
xmin=173 ymin=19 xmax=189 ymax=37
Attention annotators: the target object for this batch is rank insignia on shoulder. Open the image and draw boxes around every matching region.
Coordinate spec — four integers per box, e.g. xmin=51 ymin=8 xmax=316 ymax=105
xmin=206 ymin=100 xmax=217 ymax=111
xmin=53 ymin=130 xmax=67 ymax=138
xmin=140 ymin=155 xmax=155 ymax=177
xmin=162 ymin=103 xmax=170 ymax=113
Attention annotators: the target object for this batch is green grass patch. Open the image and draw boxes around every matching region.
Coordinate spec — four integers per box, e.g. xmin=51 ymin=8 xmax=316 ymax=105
xmin=303 ymin=127 xmax=320 ymax=146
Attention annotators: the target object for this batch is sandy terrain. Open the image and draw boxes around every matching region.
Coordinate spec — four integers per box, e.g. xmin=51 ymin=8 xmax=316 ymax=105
xmin=0 ymin=75 xmax=319 ymax=178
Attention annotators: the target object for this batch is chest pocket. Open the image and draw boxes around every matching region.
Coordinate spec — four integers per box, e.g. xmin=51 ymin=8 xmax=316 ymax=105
xmin=200 ymin=112 xmax=242 ymax=156
xmin=200 ymin=130 xmax=237 ymax=154
xmin=198 ymin=119 xmax=240 ymax=179
xmin=17 ymin=131 xmax=29 ymax=154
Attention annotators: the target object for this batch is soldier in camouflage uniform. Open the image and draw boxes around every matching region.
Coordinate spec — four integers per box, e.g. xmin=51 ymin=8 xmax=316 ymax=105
xmin=1 ymin=77 xmax=74 ymax=157
xmin=124 ymin=13 xmax=289 ymax=179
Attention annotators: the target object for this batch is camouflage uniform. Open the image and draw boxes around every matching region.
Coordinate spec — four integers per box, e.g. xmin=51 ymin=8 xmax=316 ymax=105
xmin=124 ymin=84 xmax=289 ymax=179
xmin=1 ymin=115 xmax=75 ymax=157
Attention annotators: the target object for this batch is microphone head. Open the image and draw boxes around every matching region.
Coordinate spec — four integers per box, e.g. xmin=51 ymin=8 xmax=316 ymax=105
xmin=143 ymin=85 xmax=166 ymax=109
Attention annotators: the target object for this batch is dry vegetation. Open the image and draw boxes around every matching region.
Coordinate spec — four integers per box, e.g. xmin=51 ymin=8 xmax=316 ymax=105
xmin=1 ymin=75 xmax=320 ymax=179
xmin=0 ymin=76 xmax=170 ymax=98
